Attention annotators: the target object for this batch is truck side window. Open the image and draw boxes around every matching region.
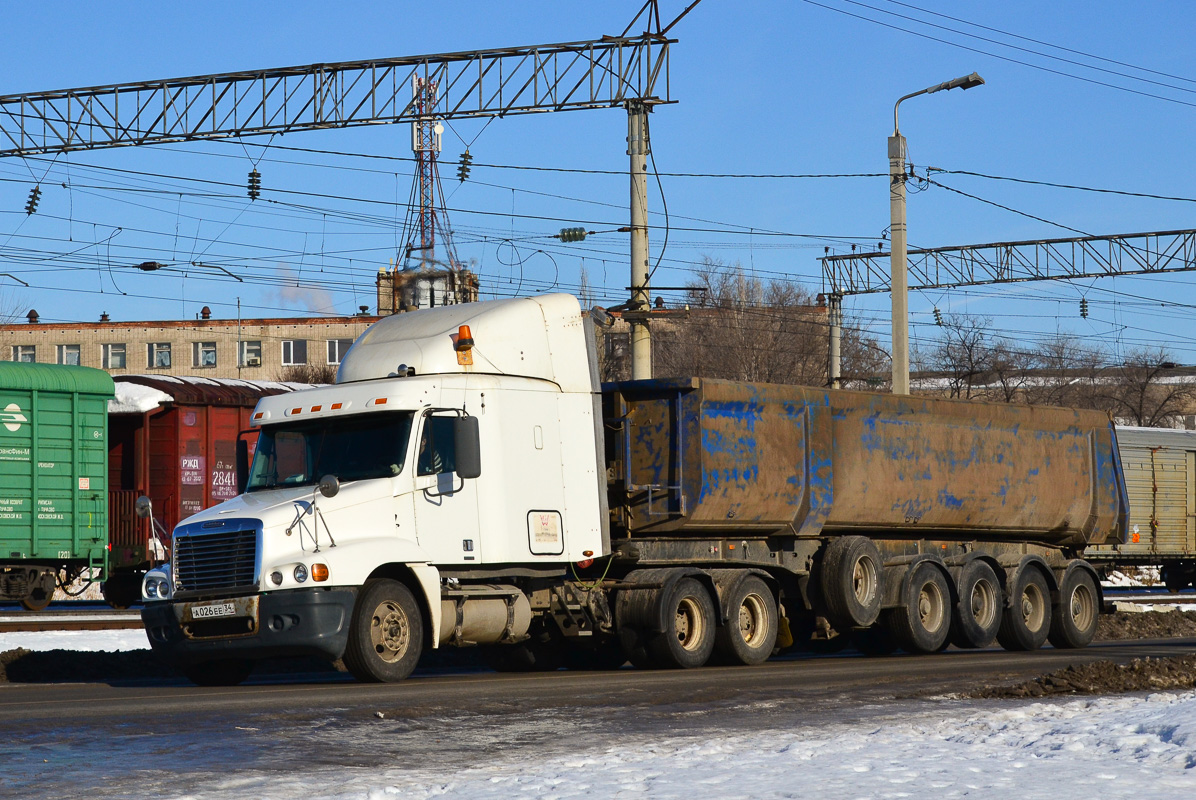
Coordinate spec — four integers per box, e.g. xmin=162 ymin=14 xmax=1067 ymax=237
xmin=417 ymin=416 xmax=456 ymax=476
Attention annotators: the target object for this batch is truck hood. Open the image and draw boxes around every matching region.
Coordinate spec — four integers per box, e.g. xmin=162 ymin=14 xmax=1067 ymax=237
xmin=177 ymin=478 xmax=399 ymax=531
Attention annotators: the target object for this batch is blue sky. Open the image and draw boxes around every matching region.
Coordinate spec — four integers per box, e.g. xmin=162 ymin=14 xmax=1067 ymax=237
xmin=2 ymin=1 xmax=1195 ymax=366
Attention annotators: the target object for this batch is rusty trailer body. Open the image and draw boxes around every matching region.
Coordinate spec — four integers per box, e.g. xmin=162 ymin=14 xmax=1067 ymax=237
xmin=605 ymin=377 xmax=1127 ymax=549
xmin=104 ymin=376 xmax=303 ymax=606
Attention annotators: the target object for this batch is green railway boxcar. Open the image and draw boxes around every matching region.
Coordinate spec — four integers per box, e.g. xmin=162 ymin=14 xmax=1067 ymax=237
xmin=0 ymin=362 xmax=114 ymax=609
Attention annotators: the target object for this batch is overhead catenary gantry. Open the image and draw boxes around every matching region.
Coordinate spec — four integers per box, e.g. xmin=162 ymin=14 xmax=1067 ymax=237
xmin=820 ymin=228 xmax=1196 ymax=387
xmin=0 ymin=0 xmax=700 ymax=379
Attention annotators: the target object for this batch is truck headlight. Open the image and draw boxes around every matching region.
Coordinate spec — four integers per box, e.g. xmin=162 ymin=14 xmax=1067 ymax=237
xmin=143 ymin=576 xmax=166 ymax=600
xmin=293 ymin=564 xmax=308 ymax=583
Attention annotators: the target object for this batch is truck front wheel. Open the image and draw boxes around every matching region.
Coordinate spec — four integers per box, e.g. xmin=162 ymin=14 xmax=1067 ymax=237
xmin=344 ymin=579 xmax=424 ymax=682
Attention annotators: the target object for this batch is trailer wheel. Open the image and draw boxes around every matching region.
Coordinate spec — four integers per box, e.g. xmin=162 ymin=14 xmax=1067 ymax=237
xmin=884 ymin=561 xmax=951 ymax=654
xmin=343 ymin=579 xmax=424 ymax=682
xmin=1048 ymin=569 xmax=1099 ymax=649
xmin=646 ymin=577 xmax=716 ymax=669
xmin=996 ymin=568 xmax=1052 ymax=651
xmin=950 ymin=560 xmax=1003 ymax=649
xmin=713 ymin=576 xmax=778 ymax=666
xmin=820 ymin=536 xmax=883 ymax=629
xmin=183 ymin=658 xmax=253 ymax=687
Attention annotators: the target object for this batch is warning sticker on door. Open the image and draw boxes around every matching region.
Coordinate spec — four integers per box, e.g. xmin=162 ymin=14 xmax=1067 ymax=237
xmin=527 ymin=510 xmax=564 ymax=556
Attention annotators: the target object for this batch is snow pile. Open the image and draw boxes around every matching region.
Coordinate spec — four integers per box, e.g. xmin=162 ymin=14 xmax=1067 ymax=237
xmin=108 ymin=381 xmax=171 ymax=413
xmin=0 ymin=628 xmax=149 ymax=652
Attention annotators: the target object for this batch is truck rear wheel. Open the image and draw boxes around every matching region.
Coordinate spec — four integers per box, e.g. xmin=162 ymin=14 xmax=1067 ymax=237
xmin=996 ymin=568 xmax=1052 ymax=651
xmin=884 ymin=561 xmax=951 ymax=654
xmin=646 ymin=577 xmax=716 ymax=669
xmin=714 ymin=576 xmax=778 ymax=666
xmin=950 ymin=560 xmax=1002 ymax=649
xmin=344 ymin=579 xmax=424 ymax=682
xmin=820 ymin=536 xmax=883 ymax=629
xmin=1048 ymin=569 xmax=1099 ymax=649
xmin=183 ymin=658 xmax=253 ymax=687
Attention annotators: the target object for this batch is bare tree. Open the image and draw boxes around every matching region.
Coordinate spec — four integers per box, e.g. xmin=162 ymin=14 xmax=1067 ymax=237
xmin=1098 ymin=347 xmax=1196 ymax=427
xmin=1025 ymin=334 xmax=1105 ymax=408
xmin=651 ymin=260 xmax=828 ymax=387
xmin=279 ymin=364 xmax=338 ymax=384
xmin=921 ymin=314 xmax=1000 ymax=399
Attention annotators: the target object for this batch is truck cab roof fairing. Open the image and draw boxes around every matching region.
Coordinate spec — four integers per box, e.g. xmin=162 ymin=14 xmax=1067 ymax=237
xmin=336 ymin=294 xmax=594 ymax=394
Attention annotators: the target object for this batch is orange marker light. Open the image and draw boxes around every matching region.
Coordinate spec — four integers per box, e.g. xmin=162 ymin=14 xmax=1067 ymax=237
xmin=290 ymin=407 xmax=302 ymax=415
xmin=331 ymin=402 xmax=343 ymax=410
xmin=252 ymin=412 xmax=264 ymax=421
xmin=311 ymin=564 xmax=329 ymax=582
xmin=373 ymin=397 xmax=388 ymax=406
xmin=310 ymin=405 xmax=322 ymax=413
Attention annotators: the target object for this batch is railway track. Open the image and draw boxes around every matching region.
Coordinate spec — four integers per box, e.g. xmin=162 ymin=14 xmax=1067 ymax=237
xmin=0 ymin=607 xmax=143 ymax=633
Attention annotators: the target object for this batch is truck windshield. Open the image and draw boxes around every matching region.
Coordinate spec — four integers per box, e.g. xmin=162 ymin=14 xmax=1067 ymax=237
xmin=247 ymin=411 xmax=414 ymax=491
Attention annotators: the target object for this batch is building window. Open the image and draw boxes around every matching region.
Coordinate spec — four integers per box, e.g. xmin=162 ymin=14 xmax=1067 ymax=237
xmin=281 ymin=339 xmax=307 ymax=366
xmin=193 ymin=341 xmax=217 ymax=368
xmin=12 ymin=345 xmax=35 ymax=363
xmin=57 ymin=344 xmax=81 ymax=366
xmin=239 ymin=340 xmax=262 ymax=368
xmin=102 ymin=343 xmax=126 ymax=369
xmin=327 ymin=339 xmax=354 ymax=365
xmin=148 ymin=342 xmax=172 ymax=369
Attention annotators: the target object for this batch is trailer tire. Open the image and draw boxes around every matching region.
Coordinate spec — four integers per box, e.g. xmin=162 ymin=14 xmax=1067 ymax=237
xmin=996 ymin=568 xmax=1052 ymax=651
xmin=884 ymin=561 xmax=951 ymax=654
xmin=713 ymin=576 xmax=778 ymax=666
xmin=950 ymin=560 xmax=1003 ymax=649
xmin=343 ymin=579 xmax=424 ymax=683
xmin=820 ymin=536 xmax=883 ymax=629
xmin=183 ymin=658 xmax=253 ymax=687
xmin=645 ymin=577 xmax=716 ymax=669
xmin=1048 ymin=569 xmax=1099 ymax=649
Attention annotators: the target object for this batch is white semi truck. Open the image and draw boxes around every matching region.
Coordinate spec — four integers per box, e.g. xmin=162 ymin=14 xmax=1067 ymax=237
xmin=140 ymin=294 xmax=1125 ymax=685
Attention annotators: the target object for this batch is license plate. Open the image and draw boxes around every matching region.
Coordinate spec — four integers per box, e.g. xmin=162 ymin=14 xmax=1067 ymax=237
xmin=190 ymin=602 xmax=236 ymax=619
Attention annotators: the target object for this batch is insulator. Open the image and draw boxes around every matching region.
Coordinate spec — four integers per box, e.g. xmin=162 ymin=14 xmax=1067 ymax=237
xmin=24 ymin=185 xmax=41 ymax=215
xmin=247 ymin=170 xmax=261 ymax=200
xmin=933 ymin=307 xmax=943 ymax=326
xmin=1080 ymin=298 xmax=1089 ymax=318
xmin=559 ymin=227 xmax=587 ymax=243
xmin=456 ymin=150 xmax=473 ymax=183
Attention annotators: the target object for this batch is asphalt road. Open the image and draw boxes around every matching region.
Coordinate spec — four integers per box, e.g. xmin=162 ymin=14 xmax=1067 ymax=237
xmin=3 ymin=636 xmax=1194 ymax=723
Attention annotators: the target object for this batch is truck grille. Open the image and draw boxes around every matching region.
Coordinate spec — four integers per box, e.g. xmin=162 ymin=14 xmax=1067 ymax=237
xmin=174 ymin=529 xmax=257 ymax=592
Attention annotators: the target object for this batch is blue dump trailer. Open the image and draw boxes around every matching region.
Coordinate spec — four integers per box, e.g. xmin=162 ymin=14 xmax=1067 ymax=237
xmin=603 ymin=377 xmax=1126 ymax=656
xmin=0 ymin=362 xmax=114 ymax=609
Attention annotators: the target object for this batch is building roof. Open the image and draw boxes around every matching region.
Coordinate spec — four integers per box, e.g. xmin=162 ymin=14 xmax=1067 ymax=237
xmin=110 ymin=375 xmax=316 ymax=413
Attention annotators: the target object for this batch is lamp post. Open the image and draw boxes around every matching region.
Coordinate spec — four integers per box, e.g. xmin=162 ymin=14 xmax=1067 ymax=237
xmin=889 ymin=71 xmax=984 ymax=394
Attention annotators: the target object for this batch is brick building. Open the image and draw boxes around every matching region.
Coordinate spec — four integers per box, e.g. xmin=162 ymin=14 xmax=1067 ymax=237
xmin=0 ymin=306 xmax=380 ymax=380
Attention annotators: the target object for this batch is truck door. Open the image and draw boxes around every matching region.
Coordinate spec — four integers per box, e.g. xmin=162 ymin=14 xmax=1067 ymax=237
xmin=412 ymin=411 xmax=481 ymax=564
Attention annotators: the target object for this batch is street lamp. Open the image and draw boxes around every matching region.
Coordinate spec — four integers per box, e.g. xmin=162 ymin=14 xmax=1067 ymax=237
xmin=889 ymin=72 xmax=984 ymax=395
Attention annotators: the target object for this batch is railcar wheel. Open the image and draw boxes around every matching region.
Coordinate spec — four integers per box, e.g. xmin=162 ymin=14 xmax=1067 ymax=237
xmin=950 ymin=560 xmax=1003 ymax=649
xmin=19 ymin=591 xmax=52 ymax=612
xmin=819 ymin=536 xmax=883 ymax=630
xmin=714 ymin=576 xmax=778 ymax=666
xmin=343 ymin=579 xmax=424 ymax=683
xmin=183 ymin=658 xmax=253 ymax=687
xmin=1048 ymin=569 xmax=1099 ymax=649
xmin=884 ymin=561 xmax=951 ymax=654
xmin=996 ymin=567 xmax=1052 ymax=651
xmin=645 ymin=577 xmax=716 ymax=669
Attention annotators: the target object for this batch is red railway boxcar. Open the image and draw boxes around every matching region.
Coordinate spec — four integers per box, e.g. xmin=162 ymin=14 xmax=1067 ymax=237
xmin=103 ymin=377 xmax=304 ymax=607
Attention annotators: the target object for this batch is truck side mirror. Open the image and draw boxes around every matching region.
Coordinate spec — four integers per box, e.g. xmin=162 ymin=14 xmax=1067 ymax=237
xmin=454 ymin=416 xmax=481 ymax=479
xmin=236 ymin=437 xmax=250 ymax=494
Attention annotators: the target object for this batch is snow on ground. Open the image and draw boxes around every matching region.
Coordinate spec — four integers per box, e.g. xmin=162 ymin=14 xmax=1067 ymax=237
xmin=98 ymin=691 xmax=1196 ymax=799
xmin=0 ymin=628 xmax=148 ymax=652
